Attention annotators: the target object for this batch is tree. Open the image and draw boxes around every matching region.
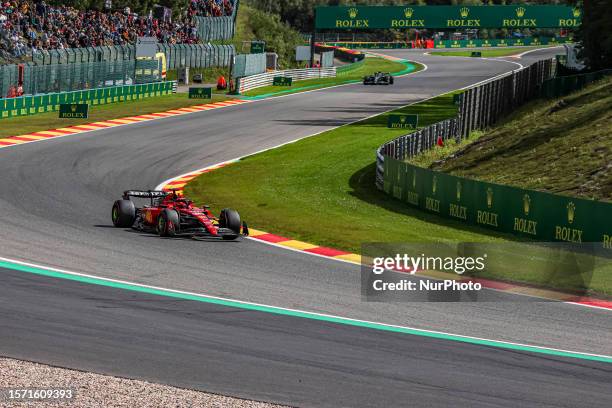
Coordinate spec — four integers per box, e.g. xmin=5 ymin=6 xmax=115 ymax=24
xmin=575 ymin=0 xmax=612 ymax=69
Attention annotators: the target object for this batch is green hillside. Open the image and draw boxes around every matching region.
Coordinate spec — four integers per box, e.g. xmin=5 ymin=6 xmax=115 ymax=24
xmin=431 ymin=77 xmax=612 ymax=202
xmin=231 ymin=3 xmax=305 ymax=68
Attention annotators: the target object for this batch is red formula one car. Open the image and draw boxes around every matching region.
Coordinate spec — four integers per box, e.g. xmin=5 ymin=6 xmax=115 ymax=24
xmin=111 ymin=190 xmax=248 ymax=240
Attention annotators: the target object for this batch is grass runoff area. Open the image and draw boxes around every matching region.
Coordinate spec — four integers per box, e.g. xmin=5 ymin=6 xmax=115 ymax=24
xmin=429 ymin=46 xmax=552 ymax=58
xmin=185 ymin=85 xmax=612 ymax=296
xmin=0 ymin=93 xmax=229 ymax=138
xmin=431 ymin=76 xmax=612 ymax=202
xmin=242 ymin=57 xmax=418 ymax=98
xmin=186 ymin=93 xmax=496 ymax=250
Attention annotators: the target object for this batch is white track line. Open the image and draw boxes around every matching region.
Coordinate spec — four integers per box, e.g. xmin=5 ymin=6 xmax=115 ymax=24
xmin=1 ymin=255 xmax=610 ymax=360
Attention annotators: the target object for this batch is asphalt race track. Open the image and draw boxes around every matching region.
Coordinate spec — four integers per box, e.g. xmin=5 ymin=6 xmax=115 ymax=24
xmin=1 ymin=48 xmax=611 ymax=407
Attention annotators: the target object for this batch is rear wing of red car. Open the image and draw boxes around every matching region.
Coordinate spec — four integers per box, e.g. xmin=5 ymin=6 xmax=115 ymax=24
xmin=122 ymin=190 xmax=169 ymax=200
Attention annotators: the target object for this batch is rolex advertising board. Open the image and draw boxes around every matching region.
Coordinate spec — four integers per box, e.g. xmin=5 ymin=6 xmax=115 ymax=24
xmin=383 ymin=157 xmax=612 ymax=247
xmin=188 ymin=87 xmax=212 ymax=99
xmin=315 ymin=5 xmax=581 ymax=30
xmin=59 ymin=103 xmax=89 ymax=119
xmin=387 ymin=114 xmax=418 ymax=130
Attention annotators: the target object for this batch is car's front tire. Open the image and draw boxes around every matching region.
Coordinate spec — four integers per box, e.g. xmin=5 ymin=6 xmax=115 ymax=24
xmin=219 ymin=208 xmax=241 ymax=240
xmin=158 ymin=209 xmax=180 ymax=237
xmin=112 ymin=200 xmax=136 ymax=228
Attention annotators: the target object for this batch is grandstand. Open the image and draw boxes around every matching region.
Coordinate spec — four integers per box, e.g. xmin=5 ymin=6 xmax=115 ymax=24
xmin=0 ymin=0 xmax=236 ymax=60
xmin=0 ymin=0 xmax=238 ymax=97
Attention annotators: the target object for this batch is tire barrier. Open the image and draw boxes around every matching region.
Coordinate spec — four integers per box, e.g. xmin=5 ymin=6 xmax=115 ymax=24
xmin=236 ymin=67 xmax=337 ymax=94
xmin=0 ymin=81 xmax=176 ymax=120
xmin=372 ymin=59 xmax=612 ymax=244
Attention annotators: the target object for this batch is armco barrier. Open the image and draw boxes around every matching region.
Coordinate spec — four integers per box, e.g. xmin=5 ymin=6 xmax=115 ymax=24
xmin=372 ymin=58 xmax=612 ymax=244
xmin=237 ymin=67 xmax=337 ymax=94
xmin=0 ymin=81 xmax=176 ymax=120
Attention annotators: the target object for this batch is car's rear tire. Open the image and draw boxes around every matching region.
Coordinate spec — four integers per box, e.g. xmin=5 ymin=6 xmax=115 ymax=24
xmin=112 ymin=200 xmax=136 ymax=228
xmin=390 ymin=77 xmax=394 ymax=85
xmin=219 ymin=208 xmax=241 ymax=240
xmin=158 ymin=209 xmax=180 ymax=237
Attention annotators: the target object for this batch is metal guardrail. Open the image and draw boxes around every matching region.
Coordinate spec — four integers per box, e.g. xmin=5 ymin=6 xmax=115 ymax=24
xmin=237 ymin=67 xmax=337 ymax=94
xmin=376 ymin=59 xmax=557 ymax=190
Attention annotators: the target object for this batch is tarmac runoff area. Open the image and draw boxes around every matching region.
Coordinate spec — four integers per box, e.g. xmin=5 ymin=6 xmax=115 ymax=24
xmin=0 ymin=358 xmax=287 ymax=408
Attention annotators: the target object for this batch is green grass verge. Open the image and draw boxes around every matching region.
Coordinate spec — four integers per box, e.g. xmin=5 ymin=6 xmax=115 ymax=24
xmin=242 ymin=57 xmax=420 ymax=98
xmin=432 ymin=76 xmax=612 ymax=202
xmin=185 ymin=92 xmax=506 ymax=253
xmin=185 ymin=89 xmax=612 ymax=296
xmin=429 ymin=46 xmax=552 ymax=58
xmin=0 ymin=93 xmax=229 ymax=138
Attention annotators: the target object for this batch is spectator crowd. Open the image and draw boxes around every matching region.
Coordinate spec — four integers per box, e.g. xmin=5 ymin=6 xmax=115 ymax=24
xmin=0 ymin=0 xmax=235 ymax=59
xmin=189 ymin=0 xmax=234 ymax=18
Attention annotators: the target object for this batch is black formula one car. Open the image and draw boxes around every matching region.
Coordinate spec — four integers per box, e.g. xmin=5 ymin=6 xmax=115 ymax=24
xmin=111 ymin=190 xmax=248 ymax=240
xmin=363 ymin=72 xmax=394 ymax=85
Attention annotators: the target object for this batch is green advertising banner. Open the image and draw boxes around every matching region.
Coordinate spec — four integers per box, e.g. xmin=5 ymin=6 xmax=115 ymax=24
xmin=273 ymin=76 xmax=293 ymax=86
xmin=0 ymin=82 xmax=176 ymax=120
xmin=59 ymin=103 xmax=89 ymax=119
xmin=189 ymin=87 xmax=212 ymax=99
xmin=388 ymin=114 xmax=418 ymax=130
xmin=383 ymin=158 xmax=612 ymax=248
xmin=434 ymin=37 xmax=571 ymax=49
xmin=251 ymin=41 xmax=266 ymax=54
xmin=316 ymin=5 xmax=581 ymax=29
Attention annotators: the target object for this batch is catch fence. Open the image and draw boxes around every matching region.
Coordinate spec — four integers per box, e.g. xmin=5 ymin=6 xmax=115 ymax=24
xmin=0 ymin=59 xmax=162 ymax=97
xmin=376 ymin=58 xmax=556 ymax=189
xmin=376 ymin=58 xmax=612 ymax=243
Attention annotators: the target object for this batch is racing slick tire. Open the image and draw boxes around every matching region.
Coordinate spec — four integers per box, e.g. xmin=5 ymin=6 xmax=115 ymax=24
xmin=112 ymin=200 xmax=136 ymax=228
xmin=219 ymin=208 xmax=241 ymax=240
xmin=157 ymin=208 xmax=180 ymax=237
xmin=389 ymin=76 xmax=394 ymax=85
